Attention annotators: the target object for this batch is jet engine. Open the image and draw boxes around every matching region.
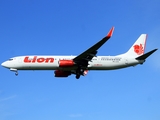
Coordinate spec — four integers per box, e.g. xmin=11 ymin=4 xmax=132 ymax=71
xmin=59 ymin=60 xmax=74 ymax=67
xmin=54 ymin=70 xmax=71 ymax=77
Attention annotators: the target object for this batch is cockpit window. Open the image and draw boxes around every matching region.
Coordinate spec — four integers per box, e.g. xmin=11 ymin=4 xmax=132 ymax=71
xmin=8 ymin=58 xmax=13 ymax=61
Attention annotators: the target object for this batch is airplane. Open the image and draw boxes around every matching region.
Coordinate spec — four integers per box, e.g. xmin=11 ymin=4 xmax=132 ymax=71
xmin=1 ymin=27 xmax=158 ymax=79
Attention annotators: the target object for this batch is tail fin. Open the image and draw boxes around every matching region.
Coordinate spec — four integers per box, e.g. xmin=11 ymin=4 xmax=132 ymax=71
xmin=125 ymin=34 xmax=147 ymax=57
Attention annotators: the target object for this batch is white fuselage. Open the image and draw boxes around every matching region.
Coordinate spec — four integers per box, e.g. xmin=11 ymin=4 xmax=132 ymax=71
xmin=1 ymin=29 xmax=156 ymax=79
xmin=1 ymin=55 xmax=143 ymax=71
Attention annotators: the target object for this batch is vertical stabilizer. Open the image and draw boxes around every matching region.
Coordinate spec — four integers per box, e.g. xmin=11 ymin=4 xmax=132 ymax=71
xmin=125 ymin=34 xmax=147 ymax=57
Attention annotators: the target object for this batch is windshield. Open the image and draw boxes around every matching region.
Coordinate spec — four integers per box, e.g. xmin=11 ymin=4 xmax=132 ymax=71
xmin=8 ymin=58 xmax=13 ymax=61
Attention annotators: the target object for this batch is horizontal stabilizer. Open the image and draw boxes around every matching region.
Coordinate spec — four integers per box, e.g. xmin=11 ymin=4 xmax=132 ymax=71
xmin=136 ymin=49 xmax=158 ymax=60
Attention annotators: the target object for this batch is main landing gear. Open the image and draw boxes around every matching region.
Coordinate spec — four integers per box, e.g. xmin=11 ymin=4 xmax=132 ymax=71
xmin=76 ymin=73 xmax=80 ymax=79
xmin=75 ymin=67 xmax=84 ymax=79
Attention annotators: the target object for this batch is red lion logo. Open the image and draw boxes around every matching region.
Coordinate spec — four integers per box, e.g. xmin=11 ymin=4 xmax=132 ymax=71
xmin=133 ymin=44 xmax=144 ymax=55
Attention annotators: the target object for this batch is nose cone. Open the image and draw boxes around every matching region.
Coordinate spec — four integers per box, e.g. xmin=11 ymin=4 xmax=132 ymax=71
xmin=1 ymin=61 xmax=7 ymax=68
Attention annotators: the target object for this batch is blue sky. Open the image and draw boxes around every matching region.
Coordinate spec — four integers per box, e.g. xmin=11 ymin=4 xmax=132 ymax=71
xmin=0 ymin=0 xmax=160 ymax=120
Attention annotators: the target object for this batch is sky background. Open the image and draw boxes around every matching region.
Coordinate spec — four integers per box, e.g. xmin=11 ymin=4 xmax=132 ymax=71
xmin=0 ymin=0 xmax=160 ymax=120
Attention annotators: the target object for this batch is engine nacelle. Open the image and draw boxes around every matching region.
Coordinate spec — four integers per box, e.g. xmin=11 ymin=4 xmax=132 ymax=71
xmin=59 ymin=60 xmax=74 ymax=67
xmin=54 ymin=70 xmax=71 ymax=77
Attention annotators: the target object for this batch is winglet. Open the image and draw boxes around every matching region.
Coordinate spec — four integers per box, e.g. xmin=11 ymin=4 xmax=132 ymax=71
xmin=107 ymin=27 xmax=114 ymax=38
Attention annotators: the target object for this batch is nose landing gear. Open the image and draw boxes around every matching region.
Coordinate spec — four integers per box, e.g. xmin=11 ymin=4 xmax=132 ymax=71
xmin=10 ymin=68 xmax=18 ymax=76
xmin=15 ymin=71 xmax=18 ymax=76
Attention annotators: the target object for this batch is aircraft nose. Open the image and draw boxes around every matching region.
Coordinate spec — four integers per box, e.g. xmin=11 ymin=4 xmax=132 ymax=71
xmin=1 ymin=61 xmax=7 ymax=68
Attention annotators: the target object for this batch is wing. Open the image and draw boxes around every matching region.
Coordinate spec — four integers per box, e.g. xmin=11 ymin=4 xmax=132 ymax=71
xmin=73 ymin=27 xmax=114 ymax=67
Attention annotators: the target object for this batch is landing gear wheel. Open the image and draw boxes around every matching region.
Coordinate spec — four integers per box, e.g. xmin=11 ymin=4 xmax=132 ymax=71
xmin=76 ymin=74 xmax=80 ymax=79
xmin=15 ymin=72 xmax=18 ymax=76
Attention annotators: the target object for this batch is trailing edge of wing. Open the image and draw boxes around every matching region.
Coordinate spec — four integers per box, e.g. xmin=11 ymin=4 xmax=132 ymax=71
xmin=73 ymin=27 xmax=114 ymax=62
xmin=136 ymin=49 xmax=158 ymax=60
